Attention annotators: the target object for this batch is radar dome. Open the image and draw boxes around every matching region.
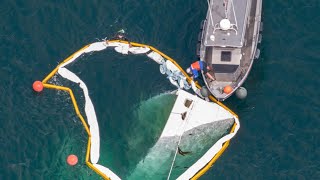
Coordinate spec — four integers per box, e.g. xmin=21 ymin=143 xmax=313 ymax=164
xmin=220 ymin=19 xmax=231 ymax=31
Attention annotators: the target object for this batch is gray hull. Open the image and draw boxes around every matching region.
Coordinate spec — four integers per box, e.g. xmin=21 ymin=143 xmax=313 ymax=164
xmin=198 ymin=0 xmax=263 ymax=101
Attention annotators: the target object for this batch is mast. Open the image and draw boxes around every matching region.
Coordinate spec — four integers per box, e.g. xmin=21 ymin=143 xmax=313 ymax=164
xmin=224 ymin=0 xmax=229 ymax=19
xmin=207 ymin=0 xmax=214 ymax=32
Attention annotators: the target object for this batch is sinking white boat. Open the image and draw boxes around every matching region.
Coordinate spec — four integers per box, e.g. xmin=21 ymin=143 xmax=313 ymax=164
xmin=128 ymin=89 xmax=239 ymax=180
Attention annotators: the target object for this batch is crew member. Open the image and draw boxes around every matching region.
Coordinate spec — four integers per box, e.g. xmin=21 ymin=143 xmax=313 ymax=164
xmin=186 ymin=61 xmax=215 ymax=81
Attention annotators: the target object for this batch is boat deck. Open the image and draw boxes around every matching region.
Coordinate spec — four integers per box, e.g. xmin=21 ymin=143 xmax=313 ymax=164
xmin=204 ymin=0 xmax=248 ymax=47
xmin=204 ymin=0 xmax=262 ymax=100
xmin=237 ymin=0 xmax=259 ymax=84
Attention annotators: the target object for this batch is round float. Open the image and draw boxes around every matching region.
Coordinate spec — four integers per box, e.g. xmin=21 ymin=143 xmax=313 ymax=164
xmin=33 ymin=81 xmax=43 ymax=92
xmin=67 ymin=154 xmax=78 ymax=166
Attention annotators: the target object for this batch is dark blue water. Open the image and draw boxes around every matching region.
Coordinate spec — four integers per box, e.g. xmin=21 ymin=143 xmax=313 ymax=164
xmin=1 ymin=0 xmax=319 ymax=179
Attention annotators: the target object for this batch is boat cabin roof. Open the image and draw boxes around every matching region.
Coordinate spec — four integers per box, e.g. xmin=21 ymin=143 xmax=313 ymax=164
xmin=204 ymin=0 xmax=249 ymax=47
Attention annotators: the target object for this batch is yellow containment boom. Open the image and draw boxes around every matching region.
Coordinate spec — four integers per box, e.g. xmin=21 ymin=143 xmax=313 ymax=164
xmin=38 ymin=40 xmax=239 ymax=180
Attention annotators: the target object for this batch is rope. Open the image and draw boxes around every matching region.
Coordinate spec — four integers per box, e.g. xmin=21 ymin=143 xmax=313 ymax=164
xmin=167 ymin=100 xmax=196 ymax=180
xmin=231 ymin=0 xmax=238 ymax=28
xmin=167 ymin=141 xmax=181 ymax=180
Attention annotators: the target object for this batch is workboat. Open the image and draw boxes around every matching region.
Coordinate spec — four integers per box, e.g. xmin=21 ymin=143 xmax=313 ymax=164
xmin=38 ymin=40 xmax=240 ymax=179
xmin=197 ymin=0 xmax=263 ymax=101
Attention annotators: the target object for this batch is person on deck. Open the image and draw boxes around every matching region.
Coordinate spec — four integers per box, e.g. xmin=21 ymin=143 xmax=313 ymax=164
xmin=186 ymin=60 xmax=216 ymax=81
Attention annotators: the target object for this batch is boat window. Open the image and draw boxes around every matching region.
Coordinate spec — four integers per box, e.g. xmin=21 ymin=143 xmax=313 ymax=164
xmin=181 ymin=112 xmax=187 ymax=120
xmin=221 ymin=51 xmax=232 ymax=62
xmin=184 ymin=99 xmax=193 ymax=108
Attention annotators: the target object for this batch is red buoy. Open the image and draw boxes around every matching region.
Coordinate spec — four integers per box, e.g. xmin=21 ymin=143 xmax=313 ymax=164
xmin=67 ymin=154 xmax=78 ymax=166
xmin=33 ymin=81 xmax=43 ymax=92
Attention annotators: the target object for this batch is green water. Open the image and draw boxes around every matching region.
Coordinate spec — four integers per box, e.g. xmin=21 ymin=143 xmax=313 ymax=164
xmin=1 ymin=0 xmax=319 ymax=179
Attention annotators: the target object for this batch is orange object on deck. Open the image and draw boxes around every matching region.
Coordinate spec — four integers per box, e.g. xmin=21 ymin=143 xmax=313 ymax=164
xmin=223 ymin=85 xmax=233 ymax=94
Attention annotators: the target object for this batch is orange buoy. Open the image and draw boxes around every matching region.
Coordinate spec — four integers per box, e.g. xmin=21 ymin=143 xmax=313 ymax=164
xmin=33 ymin=81 xmax=43 ymax=92
xmin=223 ymin=85 xmax=233 ymax=94
xmin=67 ymin=154 xmax=78 ymax=166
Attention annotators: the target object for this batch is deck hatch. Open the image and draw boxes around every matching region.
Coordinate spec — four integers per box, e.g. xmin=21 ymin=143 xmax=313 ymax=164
xmin=221 ymin=51 xmax=232 ymax=62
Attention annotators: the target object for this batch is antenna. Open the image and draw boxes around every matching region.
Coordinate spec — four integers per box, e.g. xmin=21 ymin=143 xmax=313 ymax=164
xmin=224 ymin=0 xmax=228 ymax=19
xmin=230 ymin=0 xmax=238 ymax=28
xmin=206 ymin=0 xmax=214 ymax=32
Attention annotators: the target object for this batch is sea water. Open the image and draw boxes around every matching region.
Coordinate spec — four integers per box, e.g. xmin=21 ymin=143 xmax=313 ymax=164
xmin=1 ymin=0 xmax=319 ymax=179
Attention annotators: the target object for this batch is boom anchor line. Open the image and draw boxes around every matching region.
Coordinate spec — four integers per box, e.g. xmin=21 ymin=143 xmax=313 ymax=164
xmin=34 ymin=39 xmax=239 ymax=180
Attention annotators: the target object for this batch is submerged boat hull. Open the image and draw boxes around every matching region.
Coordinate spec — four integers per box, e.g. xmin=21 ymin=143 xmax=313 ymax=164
xmin=127 ymin=90 xmax=238 ymax=179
